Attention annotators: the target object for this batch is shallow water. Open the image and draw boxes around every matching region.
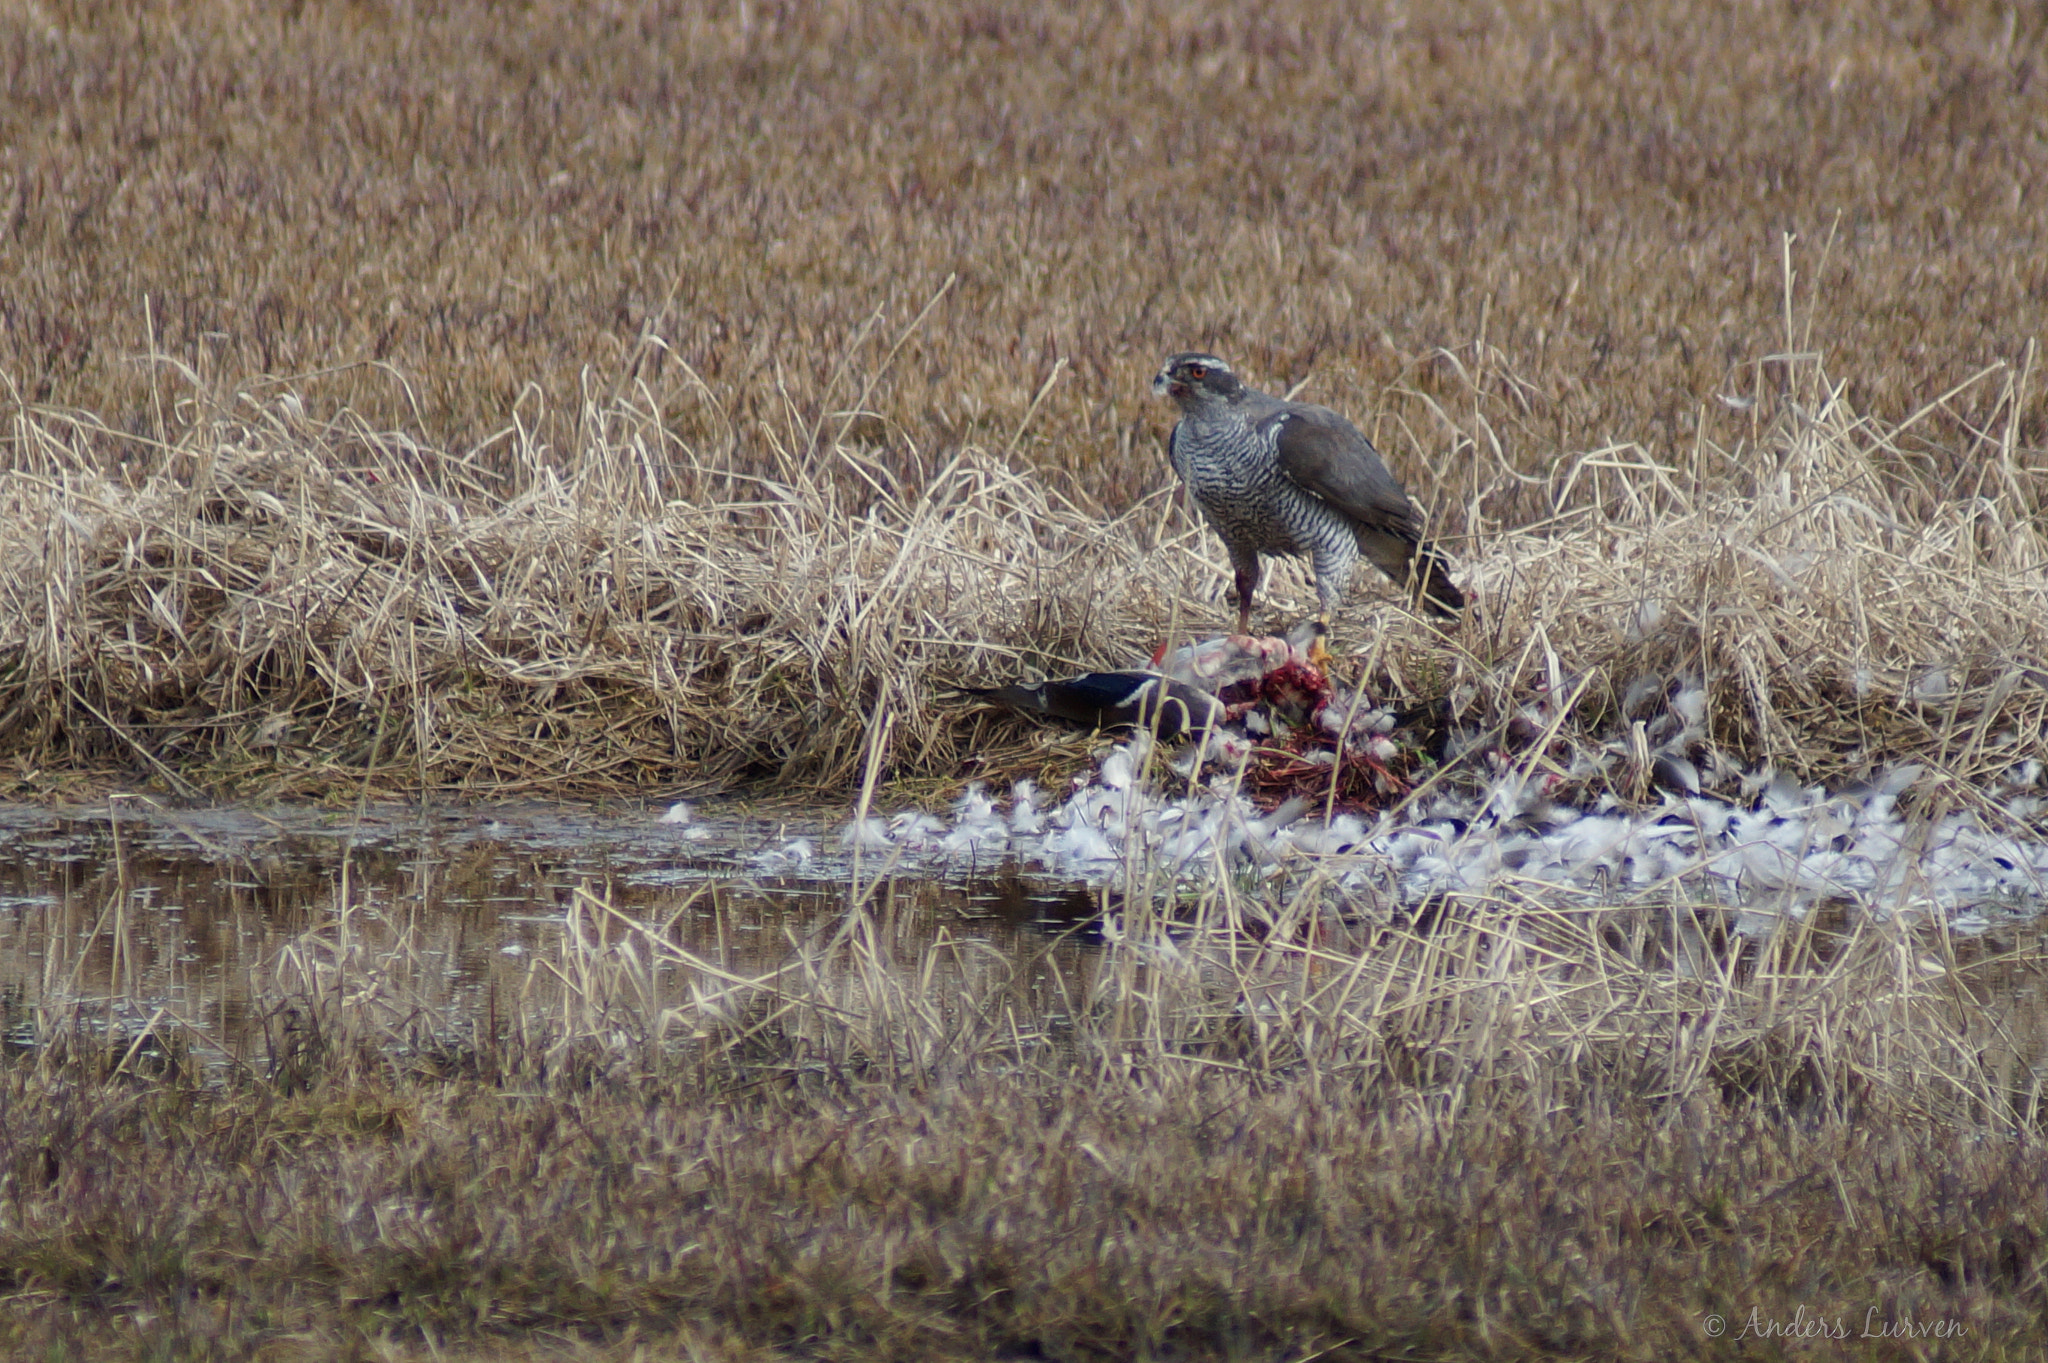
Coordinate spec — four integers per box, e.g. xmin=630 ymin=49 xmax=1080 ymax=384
xmin=0 ymin=799 xmax=1104 ymax=1058
xmin=4 ymin=794 xmax=2047 ymax=1095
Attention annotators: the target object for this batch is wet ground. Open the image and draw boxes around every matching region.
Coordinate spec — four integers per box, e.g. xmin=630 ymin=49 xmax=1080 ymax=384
xmin=5 ymin=796 xmax=2047 ymax=1090
xmin=0 ymin=799 xmax=1105 ymax=1059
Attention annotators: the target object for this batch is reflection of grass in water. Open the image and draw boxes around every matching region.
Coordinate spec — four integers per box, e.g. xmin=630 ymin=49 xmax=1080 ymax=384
xmin=8 ymin=852 xmax=2046 ymax=1358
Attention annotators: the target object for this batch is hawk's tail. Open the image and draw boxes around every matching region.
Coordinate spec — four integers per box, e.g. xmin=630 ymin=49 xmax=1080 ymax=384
xmin=1358 ymin=529 xmax=1467 ymax=619
xmin=1409 ymin=546 xmax=1466 ymax=619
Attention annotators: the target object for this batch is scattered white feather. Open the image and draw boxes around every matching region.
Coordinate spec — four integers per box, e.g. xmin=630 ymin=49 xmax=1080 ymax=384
xmin=752 ymin=837 xmax=815 ymax=870
xmin=793 ymin=738 xmax=2048 ymax=934
xmin=837 ymin=818 xmax=893 ymax=850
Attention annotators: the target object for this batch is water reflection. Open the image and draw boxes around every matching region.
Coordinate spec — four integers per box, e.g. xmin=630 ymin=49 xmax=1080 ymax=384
xmin=4 ymin=799 xmax=2046 ymax=1095
xmin=0 ymin=801 xmax=1105 ymax=1058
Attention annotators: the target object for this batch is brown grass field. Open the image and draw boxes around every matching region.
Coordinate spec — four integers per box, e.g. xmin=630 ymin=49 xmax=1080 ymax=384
xmin=4 ymin=0 xmax=2048 ymax=1358
xmin=2 ymin=0 xmax=2046 ymax=801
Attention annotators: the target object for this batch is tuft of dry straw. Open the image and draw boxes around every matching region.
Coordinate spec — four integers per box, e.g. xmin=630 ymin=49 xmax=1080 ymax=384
xmin=2 ymin=335 xmax=2044 ymax=803
xmin=1426 ymin=350 xmax=2048 ymax=803
xmin=0 ymin=371 xmax=1191 ymax=795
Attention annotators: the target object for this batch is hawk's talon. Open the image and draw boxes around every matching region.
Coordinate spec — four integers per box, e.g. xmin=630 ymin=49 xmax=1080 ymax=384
xmin=1305 ymin=622 xmax=1333 ymax=673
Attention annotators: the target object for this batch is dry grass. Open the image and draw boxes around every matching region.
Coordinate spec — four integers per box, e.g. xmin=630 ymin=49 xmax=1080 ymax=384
xmin=0 ymin=326 xmax=2041 ymax=803
xmin=5 ymin=0 xmax=2045 ymax=517
xmin=3 ymin=4 xmax=2046 ymax=1358
xmin=4 ymin=0 xmax=2048 ymax=798
xmin=0 ymin=380 xmax=1169 ymax=795
xmin=4 ymin=862 xmax=2046 ymax=1360
xmin=2 ymin=0 xmax=2046 ymax=799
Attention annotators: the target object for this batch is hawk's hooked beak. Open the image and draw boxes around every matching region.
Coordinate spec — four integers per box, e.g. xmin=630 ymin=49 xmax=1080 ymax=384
xmin=1151 ymin=372 xmax=1177 ymax=399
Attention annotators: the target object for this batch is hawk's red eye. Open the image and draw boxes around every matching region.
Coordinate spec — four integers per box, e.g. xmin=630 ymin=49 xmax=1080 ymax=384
xmin=1187 ymin=364 xmax=1207 ymax=379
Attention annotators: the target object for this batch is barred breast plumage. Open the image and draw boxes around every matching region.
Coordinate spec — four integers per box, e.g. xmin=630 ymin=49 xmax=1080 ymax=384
xmin=1153 ymin=352 xmax=1464 ymax=635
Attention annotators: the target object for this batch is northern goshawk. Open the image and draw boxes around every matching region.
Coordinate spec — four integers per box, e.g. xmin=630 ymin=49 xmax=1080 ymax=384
xmin=1153 ymin=352 xmax=1464 ymax=633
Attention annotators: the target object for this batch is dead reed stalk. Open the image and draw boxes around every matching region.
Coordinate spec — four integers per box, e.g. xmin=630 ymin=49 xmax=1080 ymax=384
xmin=3 ymin=330 xmax=2042 ymax=807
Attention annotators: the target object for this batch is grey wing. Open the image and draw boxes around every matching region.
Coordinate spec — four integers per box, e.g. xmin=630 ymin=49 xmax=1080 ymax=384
xmin=1263 ymin=404 xmax=1424 ymax=539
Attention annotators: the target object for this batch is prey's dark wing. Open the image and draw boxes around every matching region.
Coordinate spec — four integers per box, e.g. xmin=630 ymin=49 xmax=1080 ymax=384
xmin=958 ymin=673 xmax=1224 ymax=742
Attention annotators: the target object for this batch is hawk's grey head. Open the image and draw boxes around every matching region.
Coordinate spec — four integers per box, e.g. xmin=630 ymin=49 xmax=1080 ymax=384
xmin=1152 ymin=352 xmax=1244 ymax=409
